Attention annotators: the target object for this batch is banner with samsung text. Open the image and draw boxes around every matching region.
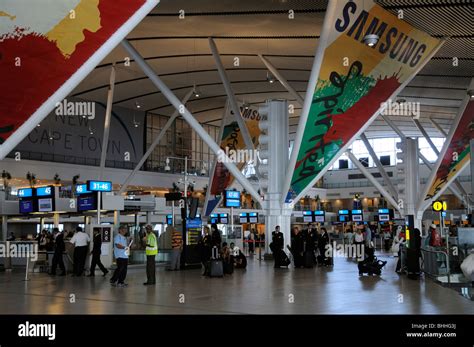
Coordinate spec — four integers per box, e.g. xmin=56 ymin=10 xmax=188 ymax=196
xmin=284 ymin=0 xmax=442 ymax=204
xmin=0 ymin=0 xmax=160 ymax=160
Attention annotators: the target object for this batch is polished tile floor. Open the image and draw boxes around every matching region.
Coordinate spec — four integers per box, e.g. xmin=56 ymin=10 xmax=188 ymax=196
xmin=0 ymin=253 xmax=473 ymax=314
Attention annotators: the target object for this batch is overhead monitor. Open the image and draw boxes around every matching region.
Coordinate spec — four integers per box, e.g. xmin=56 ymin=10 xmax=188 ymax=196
xmin=38 ymin=198 xmax=53 ymax=212
xmin=224 ymin=190 xmax=241 ymax=208
xmin=210 ymin=213 xmax=219 ymax=224
xmin=19 ymin=200 xmax=34 ymax=214
xmin=303 ymin=210 xmax=313 ymax=223
xmin=249 ymin=212 xmax=258 ymax=223
xmin=78 ymin=195 xmax=96 ymax=211
xmin=239 ymin=213 xmax=248 ymax=224
xmin=219 ymin=213 xmax=229 ymax=224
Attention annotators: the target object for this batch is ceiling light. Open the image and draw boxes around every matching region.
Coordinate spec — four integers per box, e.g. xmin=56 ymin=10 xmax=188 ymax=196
xmin=164 ymin=157 xmax=171 ymax=172
xmin=363 ymin=34 xmax=379 ymax=47
xmin=243 ymin=102 xmax=250 ymax=110
xmin=193 ymin=85 xmax=201 ymax=98
xmin=135 ymin=101 xmax=141 ymax=109
xmin=37 ymin=124 xmax=41 ymax=127
xmin=267 ymin=72 xmax=275 ymax=84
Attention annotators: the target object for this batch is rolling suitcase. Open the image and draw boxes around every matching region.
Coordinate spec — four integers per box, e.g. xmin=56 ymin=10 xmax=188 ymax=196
xmin=209 ymin=246 xmax=223 ymax=277
xmin=277 ymin=248 xmax=291 ymax=267
xmin=304 ymin=251 xmax=314 ymax=268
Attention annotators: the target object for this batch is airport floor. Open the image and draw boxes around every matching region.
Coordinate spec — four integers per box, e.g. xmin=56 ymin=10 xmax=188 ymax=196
xmin=0 ymin=252 xmax=473 ymax=315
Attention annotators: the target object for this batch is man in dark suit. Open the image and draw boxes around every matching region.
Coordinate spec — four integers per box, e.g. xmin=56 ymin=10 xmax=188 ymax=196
xmin=49 ymin=228 xmax=66 ymax=276
xmin=270 ymin=225 xmax=285 ymax=268
xmin=88 ymin=228 xmax=109 ymax=277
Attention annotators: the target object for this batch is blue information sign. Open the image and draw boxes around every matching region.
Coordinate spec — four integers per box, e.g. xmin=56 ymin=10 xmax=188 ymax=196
xmin=338 ymin=209 xmax=349 ymax=215
xmin=18 ymin=188 xmax=33 ymax=198
xmin=87 ymin=180 xmax=112 ymax=192
xmin=36 ymin=186 xmax=53 ymax=197
xmin=76 ymin=184 xmax=92 ymax=195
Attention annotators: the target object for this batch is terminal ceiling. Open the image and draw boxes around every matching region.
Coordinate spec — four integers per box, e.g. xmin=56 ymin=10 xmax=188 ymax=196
xmin=70 ymin=0 xmax=474 ymax=141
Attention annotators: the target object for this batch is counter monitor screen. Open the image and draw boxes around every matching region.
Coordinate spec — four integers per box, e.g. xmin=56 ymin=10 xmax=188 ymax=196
xmin=38 ymin=198 xmax=53 ymax=212
xmin=249 ymin=212 xmax=258 ymax=223
xmin=36 ymin=186 xmax=53 ymax=197
xmin=352 ymin=214 xmax=363 ymax=222
xmin=19 ymin=200 xmax=34 ymax=213
xmin=239 ymin=213 xmax=248 ymax=224
xmin=379 ymin=214 xmax=390 ymax=222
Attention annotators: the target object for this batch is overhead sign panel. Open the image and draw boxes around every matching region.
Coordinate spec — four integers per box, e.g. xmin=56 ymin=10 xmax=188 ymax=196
xmin=284 ymin=0 xmax=442 ymax=203
xmin=0 ymin=0 xmax=160 ymax=159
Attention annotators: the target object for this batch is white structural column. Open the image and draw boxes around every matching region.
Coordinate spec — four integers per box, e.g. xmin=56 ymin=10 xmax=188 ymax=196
xmin=402 ymin=138 xmax=421 ymax=228
xmin=99 ymin=64 xmax=116 ymax=180
xmin=360 ymin=133 xmax=398 ymax=200
xmin=260 ymin=100 xmax=291 ymax=254
xmin=118 ymin=88 xmax=194 ymax=195
xmin=381 ymin=114 xmax=406 ymax=139
xmin=258 ymin=54 xmax=304 ymax=106
xmin=346 ymin=150 xmax=401 ymax=213
xmin=121 ymin=40 xmax=262 ymax=205
xmin=208 ymin=38 xmax=254 ymax=151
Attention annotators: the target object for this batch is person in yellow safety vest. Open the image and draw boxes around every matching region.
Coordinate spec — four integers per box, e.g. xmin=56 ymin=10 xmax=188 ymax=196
xmin=143 ymin=225 xmax=157 ymax=285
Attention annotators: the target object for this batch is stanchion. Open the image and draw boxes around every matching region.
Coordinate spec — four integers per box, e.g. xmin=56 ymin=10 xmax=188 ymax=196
xmin=23 ymin=249 xmax=30 ymax=282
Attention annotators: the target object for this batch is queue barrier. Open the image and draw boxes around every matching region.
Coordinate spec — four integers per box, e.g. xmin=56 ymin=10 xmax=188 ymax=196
xmin=421 ymin=247 xmax=451 ymax=285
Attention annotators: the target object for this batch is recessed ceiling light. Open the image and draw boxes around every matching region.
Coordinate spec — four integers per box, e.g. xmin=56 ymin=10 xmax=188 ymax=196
xmin=363 ymin=34 xmax=379 ymax=47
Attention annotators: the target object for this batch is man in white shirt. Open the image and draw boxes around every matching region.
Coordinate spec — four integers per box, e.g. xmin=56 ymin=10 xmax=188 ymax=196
xmin=70 ymin=226 xmax=90 ymax=276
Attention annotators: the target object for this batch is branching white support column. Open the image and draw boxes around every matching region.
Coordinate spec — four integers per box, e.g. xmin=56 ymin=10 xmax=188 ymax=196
xmin=258 ymin=54 xmax=304 ymax=106
xmin=208 ymin=38 xmax=254 ymax=151
xmin=429 ymin=117 xmax=447 ymax=137
xmin=118 ymin=88 xmax=194 ymax=195
xmin=99 ymin=64 xmax=116 ymax=180
xmin=413 ymin=118 xmax=440 ymax=156
xmin=381 ymin=114 xmax=406 ymax=140
xmin=346 ymin=150 xmax=401 ymax=213
xmin=121 ymin=40 xmax=262 ymax=205
xmin=360 ymin=133 xmax=398 ymax=200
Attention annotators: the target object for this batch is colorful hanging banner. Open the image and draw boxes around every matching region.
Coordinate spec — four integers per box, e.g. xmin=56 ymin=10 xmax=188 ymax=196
xmin=0 ymin=0 xmax=159 ymax=159
xmin=284 ymin=0 xmax=441 ymax=203
xmin=424 ymin=100 xmax=474 ymax=203
xmin=203 ymin=102 xmax=263 ymax=216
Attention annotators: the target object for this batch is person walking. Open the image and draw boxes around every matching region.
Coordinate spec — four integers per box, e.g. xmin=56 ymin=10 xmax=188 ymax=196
xmin=169 ymin=226 xmax=183 ymax=271
xmin=70 ymin=226 xmax=90 ymax=277
xmin=143 ymin=225 xmax=158 ymax=285
xmin=110 ymin=225 xmax=129 ymax=287
xmin=88 ymin=228 xmax=109 ymax=277
xmin=49 ymin=228 xmax=66 ymax=276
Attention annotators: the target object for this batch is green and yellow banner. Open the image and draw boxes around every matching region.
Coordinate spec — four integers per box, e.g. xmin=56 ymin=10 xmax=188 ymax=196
xmin=285 ymin=0 xmax=441 ymax=203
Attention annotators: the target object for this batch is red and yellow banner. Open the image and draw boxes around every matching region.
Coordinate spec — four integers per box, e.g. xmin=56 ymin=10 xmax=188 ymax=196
xmin=0 ymin=0 xmax=159 ymax=156
xmin=424 ymin=101 xmax=474 ymax=202
xmin=204 ymin=103 xmax=263 ymax=216
xmin=285 ymin=0 xmax=441 ymax=203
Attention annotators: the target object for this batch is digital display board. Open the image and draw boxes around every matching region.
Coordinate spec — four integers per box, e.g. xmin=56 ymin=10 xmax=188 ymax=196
xmin=249 ymin=212 xmax=258 ymax=223
xmin=339 ymin=215 xmax=350 ymax=223
xmin=239 ymin=213 xmax=248 ymax=223
xmin=303 ymin=211 xmax=313 ymax=223
xmin=338 ymin=210 xmax=349 ymax=215
xmin=219 ymin=213 xmax=229 ymax=224
xmin=38 ymin=198 xmax=53 ymax=212
xmin=36 ymin=186 xmax=53 ymax=197
xmin=87 ymin=180 xmax=112 ymax=192
xmin=379 ymin=214 xmax=390 ymax=222
xmin=18 ymin=188 xmax=33 ymax=198
xmin=224 ymin=190 xmax=241 ymax=208
xmin=314 ymin=210 xmax=325 ymax=223
xmin=19 ymin=200 xmax=34 ymax=213
xmin=76 ymin=184 xmax=92 ymax=195
xmin=352 ymin=214 xmax=363 ymax=222
xmin=166 ymin=214 xmax=173 ymax=225
xmin=78 ymin=195 xmax=96 ymax=211
xmin=210 ymin=213 xmax=219 ymax=224
xmin=378 ymin=209 xmax=389 ymax=214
